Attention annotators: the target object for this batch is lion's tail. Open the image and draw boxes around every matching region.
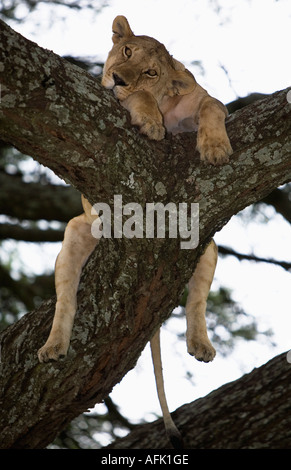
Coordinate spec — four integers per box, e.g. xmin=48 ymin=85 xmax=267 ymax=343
xmin=150 ymin=329 xmax=183 ymax=448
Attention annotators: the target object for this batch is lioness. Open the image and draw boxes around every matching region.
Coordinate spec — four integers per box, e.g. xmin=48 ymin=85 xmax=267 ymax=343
xmin=38 ymin=16 xmax=232 ymax=447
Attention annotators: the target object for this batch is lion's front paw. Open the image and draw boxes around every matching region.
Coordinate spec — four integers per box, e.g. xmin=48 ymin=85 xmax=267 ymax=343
xmin=197 ymin=129 xmax=233 ymax=166
xmin=187 ymin=336 xmax=216 ymax=363
xmin=38 ymin=337 xmax=69 ymax=363
xmin=131 ymin=114 xmax=165 ymax=141
xmin=140 ymin=120 xmax=165 ymax=141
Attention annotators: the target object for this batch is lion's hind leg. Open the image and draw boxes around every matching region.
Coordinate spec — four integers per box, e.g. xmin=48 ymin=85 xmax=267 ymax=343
xmin=186 ymin=240 xmax=217 ymax=363
xmin=38 ymin=213 xmax=98 ymax=363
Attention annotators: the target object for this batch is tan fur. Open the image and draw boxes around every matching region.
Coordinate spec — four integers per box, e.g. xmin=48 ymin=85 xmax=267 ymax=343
xmin=186 ymin=240 xmax=217 ymax=362
xmin=102 ymin=15 xmax=232 ymax=164
xmin=38 ymin=16 xmax=232 ymax=446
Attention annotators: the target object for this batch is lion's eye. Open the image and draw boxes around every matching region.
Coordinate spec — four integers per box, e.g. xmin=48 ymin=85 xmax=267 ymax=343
xmin=145 ymin=69 xmax=157 ymax=77
xmin=123 ymin=47 xmax=132 ymax=58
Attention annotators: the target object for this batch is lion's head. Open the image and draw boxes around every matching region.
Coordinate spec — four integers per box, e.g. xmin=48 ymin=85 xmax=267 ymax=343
xmin=102 ymin=16 xmax=196 ymax=104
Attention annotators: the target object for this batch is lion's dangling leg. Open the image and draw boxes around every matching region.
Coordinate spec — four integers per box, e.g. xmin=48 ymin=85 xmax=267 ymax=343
xmin=150 ymin=330 xmax=183 ymax=448
xmin=185 ymin=240 xmax=217 ymax=362
xmin=149 ymin=241 xmax=217 ymax=448
xmin=38 ymin=213 xmax=98 ymax=363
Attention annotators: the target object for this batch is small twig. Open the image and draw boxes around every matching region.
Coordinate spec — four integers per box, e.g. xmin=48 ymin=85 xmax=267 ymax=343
xmin=218 ymin=245 xmax=291 ymax=271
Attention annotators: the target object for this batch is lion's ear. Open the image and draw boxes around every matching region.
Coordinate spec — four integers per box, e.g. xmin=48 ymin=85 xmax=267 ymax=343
xmin=169 ymin=69 xmax=196 ymax=96
xmin=112 ymin=16 xmax=134 ymax=44
xmin=172 ymin=58 xmax=186 ymax=72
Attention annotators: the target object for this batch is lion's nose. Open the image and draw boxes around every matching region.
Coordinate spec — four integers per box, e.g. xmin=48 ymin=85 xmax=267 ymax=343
xmin=113 ymin=73 xmax=127 ymax=87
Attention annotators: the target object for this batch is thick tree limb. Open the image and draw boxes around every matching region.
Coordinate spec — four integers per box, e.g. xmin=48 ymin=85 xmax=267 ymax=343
xmin=107 ymin=351 xmax=291 ymax=449
xmin=0 ymin=21 xmax=291 ymax=449
xmin=1 ymin=20 xmax=290 ymax=213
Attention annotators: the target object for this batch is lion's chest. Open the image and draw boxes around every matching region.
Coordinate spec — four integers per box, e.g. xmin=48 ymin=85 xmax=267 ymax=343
xmin=164 ymin=115 xmax=198 ymax=135
xmin=160 ymin=95 xmax=199 ymax=136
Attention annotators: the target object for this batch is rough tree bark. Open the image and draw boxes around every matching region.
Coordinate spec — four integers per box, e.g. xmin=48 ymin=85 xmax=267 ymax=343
xmin=107 ymin=351 xmax=291 ymax=449
xmin=0 ymin=21 xmax=291 ymax=449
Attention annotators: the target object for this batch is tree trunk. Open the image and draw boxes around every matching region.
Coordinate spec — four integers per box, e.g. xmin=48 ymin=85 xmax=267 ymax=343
xmin=0 ymin=20 xmax=291 ymax=449
xmin=107 ymin=351 xmax=291 ymax=449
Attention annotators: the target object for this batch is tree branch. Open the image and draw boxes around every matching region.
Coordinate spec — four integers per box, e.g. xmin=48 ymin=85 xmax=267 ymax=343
xmin=0 ymin=20 xmax=291 ymax=449
xmin=261 ymin=186 xmax=291 ymax=224
xmin=218 ymin=245 xmax=291 ymax=272
xmin=0 ymin=222 xmax=64 ymax=242
xmin=0 ymin=265 xmax=54 ymax=311
xmin=0 ymin=170 xmax=82 ymax=222
xmin=107 ymin=351 xmax=291 ymax=449
xmin=1 ymin=20 xmax=290 ymax=212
